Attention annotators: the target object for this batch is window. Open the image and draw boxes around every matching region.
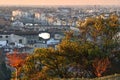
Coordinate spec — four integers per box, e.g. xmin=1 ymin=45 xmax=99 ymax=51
xmin=0 ymin=36 xmax=2 ymax=38
xmin=28 ymin=40 xmax=30 ymax=43
xmin=34 ymin=45 xmax=37 ymax=47
xmin=6 ymin=36 xmax=9 ymax=38
xmin=31 ymin=40 xmax=33 ymax=43
xmin=34 ymin=40 xmax=36 ymax=43
xmin=6 ymin=40 xmax=8 ymax=43
xmin=19 ymin=39 xmax=22 ymax=44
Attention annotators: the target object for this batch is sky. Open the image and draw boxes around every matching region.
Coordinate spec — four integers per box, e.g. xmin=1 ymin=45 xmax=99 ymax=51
xmin=0 ymin=0 xmax=120 ymax=6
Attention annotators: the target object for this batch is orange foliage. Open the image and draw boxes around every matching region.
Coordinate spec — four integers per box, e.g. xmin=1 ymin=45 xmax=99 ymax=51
xmin=92 ymin=57 xmax=110 ymax=77
xmin=65 ymin=31 xmax=73 ymax=40
xmin=6 ymin=50 xmax=28 ymax=69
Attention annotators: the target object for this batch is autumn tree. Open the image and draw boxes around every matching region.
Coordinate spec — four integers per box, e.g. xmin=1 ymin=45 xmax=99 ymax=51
xmin=92 ymin=57 xmax=110 ymax=77
xmin=6 ymin=50 xmax=28 ymax=80
xmin=19 ymin=14 xmax=119 ymax=79
xmin=77 ymin=13 xmax=119 ymax=77
xmin=20 ymin=48 xmax=72 ymax=79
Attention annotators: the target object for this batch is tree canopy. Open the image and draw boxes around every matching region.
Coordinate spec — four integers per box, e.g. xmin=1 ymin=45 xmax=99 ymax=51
xmin=19 ymin=14 xmax=120 ymax=79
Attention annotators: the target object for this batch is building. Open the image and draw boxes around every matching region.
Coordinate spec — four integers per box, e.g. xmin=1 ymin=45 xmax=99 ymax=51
xmin=0 ymin=33 xmax=27 ymax=46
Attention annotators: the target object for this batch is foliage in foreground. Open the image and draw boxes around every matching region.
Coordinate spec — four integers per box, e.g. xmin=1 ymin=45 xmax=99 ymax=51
xmin=52 ymin=74 xmax=120 ymax=80
xmin=19 ymin=14 xmax=120 ymax=80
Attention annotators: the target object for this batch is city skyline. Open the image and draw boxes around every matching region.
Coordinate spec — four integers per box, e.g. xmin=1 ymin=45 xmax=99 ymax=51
xmin=0 ymin=0 xmax=120 ymax=6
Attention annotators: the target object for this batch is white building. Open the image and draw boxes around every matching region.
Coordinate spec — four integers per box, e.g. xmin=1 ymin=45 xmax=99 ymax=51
xmin=54 ymin=34 xmax=64 ymax=40
xmin=0 ymin=41 xmax=7 ymax=47
xmin=40 ymin=13 xmax=45 ymax=20
xmin=47 ymin=38 xmax=60 ymax=45
xmin=0 ymin=34 xmax=27 ymax=47
xmin=53 ymin=19 xmax=61 ymax=25
xmin=34 ymin=12 xmax=41 ymax=20
xmin=12 ymin=10 xmax=22 ymax=17
xmin=11 ymin=20 xmax=24 ymax=27
xmin=34 ymin=43 xmax=47 ymax=48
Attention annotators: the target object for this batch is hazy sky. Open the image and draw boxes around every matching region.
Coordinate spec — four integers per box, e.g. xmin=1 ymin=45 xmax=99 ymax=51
xmin=0 ymin=0 xmax=119 ymax=6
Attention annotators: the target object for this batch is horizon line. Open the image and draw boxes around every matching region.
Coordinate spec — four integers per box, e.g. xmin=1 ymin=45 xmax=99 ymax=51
xmin=0 ymin=4 xmax=120 ymax=7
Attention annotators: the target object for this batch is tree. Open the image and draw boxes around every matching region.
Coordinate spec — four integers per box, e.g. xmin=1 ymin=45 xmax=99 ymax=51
xmin=6 ymin=50 xmax=28 ymax=80
xmin=19 ymin=14 xmax=119 ymax=79
xmin=0 ymin=52 xmax=11 ymax=80
xmin=92 ymin=57 xmax=110 ymax=77
xmin=20 ymin=48 xmax=71 ymax=79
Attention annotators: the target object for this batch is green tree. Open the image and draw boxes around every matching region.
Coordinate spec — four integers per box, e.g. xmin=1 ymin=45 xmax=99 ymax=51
xmin=19 ymin=14 xmax=119 ymax=79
